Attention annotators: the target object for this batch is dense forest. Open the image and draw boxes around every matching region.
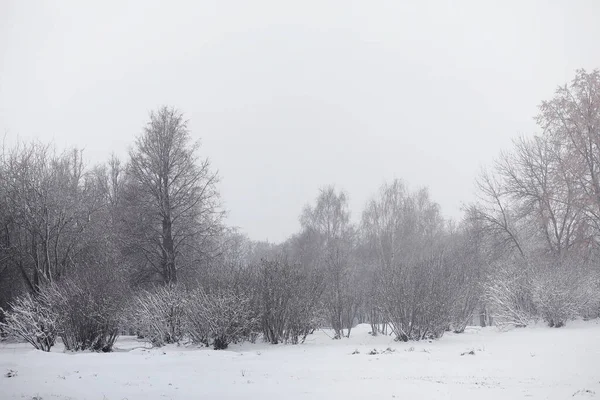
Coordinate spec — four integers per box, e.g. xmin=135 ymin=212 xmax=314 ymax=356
xmin=1 ymin=69 xmax=599 ymax=352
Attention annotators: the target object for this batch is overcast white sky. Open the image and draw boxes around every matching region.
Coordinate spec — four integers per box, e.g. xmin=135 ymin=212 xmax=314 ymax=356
xmin=1 ymin=1 xmax=600 ymax=242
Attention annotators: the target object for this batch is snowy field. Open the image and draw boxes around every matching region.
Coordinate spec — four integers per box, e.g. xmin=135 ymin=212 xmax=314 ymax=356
xmin=2 ymin=321 xmax=600 ymax=400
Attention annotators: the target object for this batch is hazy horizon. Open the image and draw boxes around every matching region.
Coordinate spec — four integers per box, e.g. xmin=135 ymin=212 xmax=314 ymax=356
xmin=2 ymin=0 xmax=600 ymax=242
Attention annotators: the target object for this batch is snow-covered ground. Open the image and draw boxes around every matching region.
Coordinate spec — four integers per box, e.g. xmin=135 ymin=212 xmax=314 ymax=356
xmin=2 ymin=321 xmax=599 ymax=399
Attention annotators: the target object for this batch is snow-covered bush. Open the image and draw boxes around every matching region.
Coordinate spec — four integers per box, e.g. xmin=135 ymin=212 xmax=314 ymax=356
xmin=45 ymin=275 xmax=126 ymax=352
xmin=532 ymin=268 xmax=597 ymax=328
xmin=0 ymin=292 xmax=58 ymax=351
xmin=187 ymin=288 xmax=257 ymax=349
xmin=380 ymin=254 xmax=455 ymax=341
xmin=486 ymin=267 xmax=534 ymax=329
xmin=451 ymin=288 xmax=480 ymax=334
xmin=0 ymin=308 xmax=7 ymax=340
xmin=581 ymin=273 xmax=600 ymax=320
xmin=131 ymin=285 xmax=187 ymax=346
xmin=256 ymin=260 xmax=325 ymax=344
xmin=449 ymin=238 xmax=484 ymax=334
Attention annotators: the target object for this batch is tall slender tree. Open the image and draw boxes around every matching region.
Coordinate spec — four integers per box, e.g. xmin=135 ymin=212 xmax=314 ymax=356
xmin=127 ymin=107 xmax=223 ymax=285
xmin=300 ymin=186 xmax=357 ymax=338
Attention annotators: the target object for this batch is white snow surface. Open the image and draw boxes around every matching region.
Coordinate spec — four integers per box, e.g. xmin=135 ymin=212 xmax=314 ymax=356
xmin=2 ymin=321 xmax=599 ymax=399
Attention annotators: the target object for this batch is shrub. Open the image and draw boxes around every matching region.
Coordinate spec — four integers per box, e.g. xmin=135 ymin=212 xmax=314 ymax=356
xmin=532 ymin=268 xmax=596 ymax=328
xmin=0 ymin=292 xmax=58 ymax=352
xmin=451 ymin=288 xmax=480 ymax=334
xmin=46 ymin=274 xmax=126 ymax=352
xmin=380 ymin=254 xmax=455 ymax=341
xmin=187 ymin=288 xmax=257 ymax=349
xmin=131 ymin=285 xmax=187 ymax=346
xmin=486 ymin=267 xmax=534 ymax=329
xmin=449 ymin=256 xmax=483 ymax=333
xmin=256 ymin=260 xmax=324 ymax=344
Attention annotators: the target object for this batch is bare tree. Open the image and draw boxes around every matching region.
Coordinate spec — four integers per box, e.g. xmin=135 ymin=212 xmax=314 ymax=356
xmin=0 ymin=142 xmax=100 ymax=292
xmin=471 ymin=71 xmax=600 ymax=327
xmin=127 ymin=107 xmax=223 ymax=285
xmin=537 ymin=69 xmax=600 ymax=241
xmin=497 ymin=135 xmax=589 ymax=260
xmin=300 ymin=186 xmax=358 ymax=338
xmin=361 ymin=180 xmax=452 ymax=341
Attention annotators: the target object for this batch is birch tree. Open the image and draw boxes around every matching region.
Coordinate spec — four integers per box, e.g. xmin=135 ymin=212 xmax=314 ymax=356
xmin=300 ymin=186 xmax=358 ymax=338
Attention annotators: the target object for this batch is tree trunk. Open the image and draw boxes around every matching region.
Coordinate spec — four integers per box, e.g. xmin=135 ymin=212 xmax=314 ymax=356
xmin=162 ymin=217 xmax=176 ymax=284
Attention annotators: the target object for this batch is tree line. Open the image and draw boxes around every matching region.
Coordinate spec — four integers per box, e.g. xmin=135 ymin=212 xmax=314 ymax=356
xmin=1 ymin=69 xmax=599 ymax=352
